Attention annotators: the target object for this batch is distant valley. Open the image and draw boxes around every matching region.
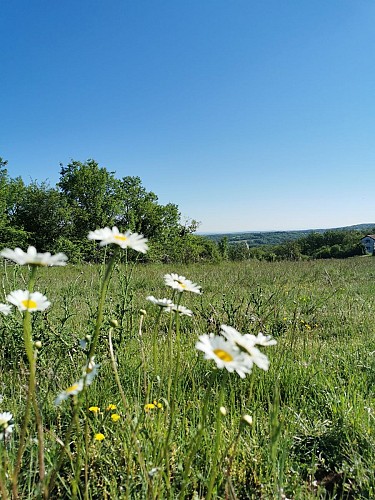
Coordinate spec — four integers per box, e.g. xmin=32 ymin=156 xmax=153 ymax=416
xmin=203 ymin=223 xmax=375 ymax=247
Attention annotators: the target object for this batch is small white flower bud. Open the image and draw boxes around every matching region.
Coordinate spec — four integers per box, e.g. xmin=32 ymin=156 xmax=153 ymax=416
xmin=219 ymin=406 xmax=227 ymax=416
xmin=242 ymin=414 xmax=253 ymax=426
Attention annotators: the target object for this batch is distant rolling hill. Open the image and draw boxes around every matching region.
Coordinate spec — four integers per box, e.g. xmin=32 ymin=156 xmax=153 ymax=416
xmin=203 ymin=223 xmax=375 ymax=247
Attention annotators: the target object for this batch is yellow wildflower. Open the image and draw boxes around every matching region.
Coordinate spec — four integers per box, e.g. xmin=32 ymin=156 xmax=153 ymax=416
xmin=111 ymin=413 xmax=121 ymax=422
xmin=94 ymin=433 xmax=105 ymax=441
xmin=89 ymin=406 xmax=100 ymax=414
xmin=144 ymin=403 xmax=156 ymax=412
xmin=106 ymin=404 xmax=117 ymax=411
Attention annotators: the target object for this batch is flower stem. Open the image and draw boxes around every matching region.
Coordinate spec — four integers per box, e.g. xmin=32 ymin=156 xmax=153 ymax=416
xmin=108 ymin=328 xmax=128 ymax=410
xmin=179 ymin=373 xmax=215 ymax=499
xmin=72 ymin=397 xmax=82 ymax=499
xmin=152 ymin=308 xmax=162 ymax=369
xmin=206 ymin=375 xmax=226 ymax=500
xmin=0 ymin=444 xmax=10 ymax=499
xmin=12 ymin=266 xmax=46 ymax=499
xmin=88 ymin=248 xmax=118 ymax=360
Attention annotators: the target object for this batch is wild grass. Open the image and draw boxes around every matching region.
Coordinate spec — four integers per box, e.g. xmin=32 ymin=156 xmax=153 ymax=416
xmin=1 ymin=256 xmax=375 ymax=498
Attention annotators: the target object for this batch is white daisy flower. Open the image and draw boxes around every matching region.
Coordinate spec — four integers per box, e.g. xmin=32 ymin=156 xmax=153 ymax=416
xmin=195 ymin=334 xmax=253 ymax=378
xmin=84 ymin=357 xmax=99 ymax=386
xmin=245 ymin=331 xmax=277 ymax=347
xmin=54 ymin=358 xmax=99 ymax=406
xmin=167 ymin=304 xmax=193 ymax=317
xmin=146 ymin=296 xmax=174 ymax=308
xmin=0 ymin=303 xmax=12 ymax=316
xmin=0 ymin=412 xmax=13 ymax=426
xmin=0 ymin=411 xmax=14 ymax=440
xmin=54 ymin=379 xmax=84 ymax=406
xmin=220 ymin=325 xmax=271 ymax=371
xmin=88 ymin=226 xmax=148 ymax=253
xmin=164 ymin=273 xmax=201 ymax=294
xmin=146 ymin=296 xmax=193 ymax=316
xmin=0 ymin=246 xmax=67 ymax=266
xmin=6 ymin=290 xmax=51 ymax=312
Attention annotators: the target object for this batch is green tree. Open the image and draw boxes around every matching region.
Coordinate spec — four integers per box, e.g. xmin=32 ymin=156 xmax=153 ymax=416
xmin=116 ymin=176 xmax=180 ymax=239
xmin=0 ymin=157 xmax=9 ymax=229
xmin=275 ymin=240 xmax=302 ymax=261
xmin=229 ymin=241 xmax=251 ymax=261
xmin=10 ymin=181 xmax=71 ymax=251
xmin=218 ymin=236 xmax=229 ymax=260
xmin=58 ymin=159 xmax=121 ymax=236
xmin=0 ymin=158 xmax=29 ymax=249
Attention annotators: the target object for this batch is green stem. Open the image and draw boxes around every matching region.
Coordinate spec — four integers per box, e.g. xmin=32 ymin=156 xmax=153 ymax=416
xmin=152 ymin=308 xmax=163 ymax=370
xmin=84 ymin=394 xmax=89 ymax=500
xmin=138 ymin=314 xmax=148 ymax=396
xmin=179 ymin=373 xmax=216 ymax=499
xmin=31 ymin=354 xmax=47 ymax=497
xmin=46 ymin=415 xmax=76 ymax=496
xmin=223 ymin=427 xmax=242 ymax=498
xmin=166 ymin=291 xmax=177 ymax=401
xmin=12 ymin=266 xmax=41 ymax=499
xmin=108 ymin=328 xmax=128 ymax=410
xmin=0 ymin=444 xmax=10 ymax=499
xmin=72 ymin=398 xmax=82 ymax=499
xmin=88 ymin=248 xmax=119 ymax=360
xmin=206 ymin=375 xmax=226 ymax=500
xmin=108 ymin=329 xmax=152 ymax=492
xmin=170 ymin=294 xmax=182 ymax=409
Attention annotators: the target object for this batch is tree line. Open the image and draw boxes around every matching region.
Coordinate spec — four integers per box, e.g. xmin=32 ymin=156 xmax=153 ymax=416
xmin=218 ymin=229 xmax=370 ymax=261
xmin=0 ymin=156 xmax=371 ymax=264
xmin=0 ymin=158 xmax=219 ymax=263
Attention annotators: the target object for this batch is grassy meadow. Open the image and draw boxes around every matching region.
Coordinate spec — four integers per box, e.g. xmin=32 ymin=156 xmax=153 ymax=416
xmin=1 ymin=255 xmax=375 ymax=498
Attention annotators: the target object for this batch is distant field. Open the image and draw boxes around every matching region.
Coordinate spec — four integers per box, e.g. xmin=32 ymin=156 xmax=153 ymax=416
xmin=1 ymin=256 xmax=375 ymax=498
xmin=203 ymin=222 xmax=375 ymax=247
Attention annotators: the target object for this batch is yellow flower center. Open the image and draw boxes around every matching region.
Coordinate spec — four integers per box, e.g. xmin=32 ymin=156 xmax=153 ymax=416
xmin=213 ymin=349 xmax=233 ymax=362
xmin=21 ymin=299 xmax=37 ymax=309
xmin=66 ymin=383 xmax=79 ymax=394
xmin=114 ymin=234 xmax=127 ymax=241
xmin=176 ymin=280 xmax=186 ymax=288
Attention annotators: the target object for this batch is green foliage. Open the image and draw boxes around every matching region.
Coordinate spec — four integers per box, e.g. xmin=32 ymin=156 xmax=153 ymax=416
xmin=218 ymin=236 xmax=229 ymax=260
xmin=116 ymin=176 xmax=181 ymax=240
xmin=0 ymin=158 xmax=213 ymax=263
xmin=0 ymin=159 xmax=29 ymax=249
xmin=57 ymin=159 xmax=120 ymax=235
xmin=206 ymin=223 xmax=375 ymax=247
xmin=148 ymin=233 xmax=220 ymax=263
xmin=1 ymin=155 xmax=372 ymax=265
xmin=9 ymin=181 xmax=72 ymax=252
xmin=221 ymin=229 xmax=368 ymax=262
xmin=228 ymin=241 xmax=251 ymax=261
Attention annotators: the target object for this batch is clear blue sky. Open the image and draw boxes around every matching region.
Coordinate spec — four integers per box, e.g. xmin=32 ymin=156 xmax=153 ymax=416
xmin=1 ymin=0 xmax=375 ymax=233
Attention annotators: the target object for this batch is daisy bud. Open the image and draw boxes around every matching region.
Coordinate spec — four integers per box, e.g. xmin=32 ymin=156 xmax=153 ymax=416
xmin=242 ymin=414 xmax=253 ymax=426
xmin=219 ymin=406 xmax=227 ymax=416
xmin=110 ymin=319 xmax=119 ymax=327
